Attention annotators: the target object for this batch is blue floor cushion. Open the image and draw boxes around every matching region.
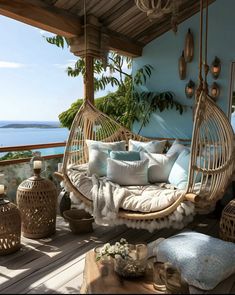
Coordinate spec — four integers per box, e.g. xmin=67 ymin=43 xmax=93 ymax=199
xmin=155 ymin=231 xmax=235 ymax=290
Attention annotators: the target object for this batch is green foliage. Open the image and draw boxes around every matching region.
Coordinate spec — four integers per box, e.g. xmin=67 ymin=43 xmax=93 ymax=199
xmin=0 ymin=151 xmax=33 ymax=161
xmin=45 ymin=35 xmax=184 ymax=131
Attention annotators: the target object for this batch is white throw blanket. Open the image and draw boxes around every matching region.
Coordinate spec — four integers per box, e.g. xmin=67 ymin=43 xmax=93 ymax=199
xmin=91 ymin=174 xmax=127 ymax=225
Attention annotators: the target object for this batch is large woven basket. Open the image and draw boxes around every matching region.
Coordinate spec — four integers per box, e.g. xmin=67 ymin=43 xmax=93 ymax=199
xmin=17 ymin=175 xmax=58 ymax=239
xmin=63 ymin=209 xmax=94 ymax=234
xmin=0 ymin=201 xmax=21 ymax=255
xmin=220 ymin=199 xmax=235 ymax=242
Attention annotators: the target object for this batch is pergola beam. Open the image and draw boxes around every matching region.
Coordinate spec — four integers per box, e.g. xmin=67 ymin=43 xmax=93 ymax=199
xmin=0 ymin=0 xmax=143 ymax=57
xmin=0 ymin=0 xmax=82 ymax=37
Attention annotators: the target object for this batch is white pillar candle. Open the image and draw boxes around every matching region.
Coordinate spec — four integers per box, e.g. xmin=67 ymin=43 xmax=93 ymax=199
xmin=58 ymin=163 xmax=62 ymax=173
xmin=33 ymin=160 xmax=42 ymax=169
xmin=0 ymin=184 xmax=4 ymax=194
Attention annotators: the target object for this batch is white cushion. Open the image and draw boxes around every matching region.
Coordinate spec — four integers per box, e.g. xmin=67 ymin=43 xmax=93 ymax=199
xmin=86 ymin=140 xmax=126 ymax=151
xmin=140 ymin=152 xmax=177 ymax=183
xmin=121 ymin=184 xmax=184 ymax=212
xmin=155 ymin=231 xmax=235 ymax=290
xmin=167 ymin=139 xmax=189 ymax=156
xmin=129 ymin=139 xmax=166 ymax=153
xmin=107 ymin=158 xmax=149 ymax=186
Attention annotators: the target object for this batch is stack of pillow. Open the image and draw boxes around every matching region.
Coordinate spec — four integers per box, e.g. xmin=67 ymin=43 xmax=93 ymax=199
xmin=86 ymin=138 xmax=197 ymax=189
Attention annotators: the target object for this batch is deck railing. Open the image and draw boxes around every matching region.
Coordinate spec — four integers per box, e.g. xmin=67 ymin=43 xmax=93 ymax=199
xmin=0 ymin=141 xmax=66 ymax=166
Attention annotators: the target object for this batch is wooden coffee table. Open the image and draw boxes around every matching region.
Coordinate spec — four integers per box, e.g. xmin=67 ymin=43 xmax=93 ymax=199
xmin=80 ymin=250 xmax=161 ymax=294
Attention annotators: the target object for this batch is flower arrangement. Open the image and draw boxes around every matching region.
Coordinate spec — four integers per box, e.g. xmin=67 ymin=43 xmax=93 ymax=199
xmin=95 ymin=238 xmax=148 ymax=278
xmin=95 ymin=238 xmax=129 ymax=261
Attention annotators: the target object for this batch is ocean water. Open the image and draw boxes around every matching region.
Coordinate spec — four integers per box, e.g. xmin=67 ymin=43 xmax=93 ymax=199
xmin=0 ymin=121 xmax=69 ymax=156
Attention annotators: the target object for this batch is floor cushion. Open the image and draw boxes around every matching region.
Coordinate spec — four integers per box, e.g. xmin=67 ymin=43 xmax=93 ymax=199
xmin=154 ymin=231 xmax=235 ymax=290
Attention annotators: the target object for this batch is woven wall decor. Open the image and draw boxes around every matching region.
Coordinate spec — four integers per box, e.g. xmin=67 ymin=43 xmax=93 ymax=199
xmin=220 ymin=199 xmax=235 ymax=243
xmin=17 ymin=174 xmax=58 ymax=239
xmin=0 ymin=200 xmax=21 ymax=255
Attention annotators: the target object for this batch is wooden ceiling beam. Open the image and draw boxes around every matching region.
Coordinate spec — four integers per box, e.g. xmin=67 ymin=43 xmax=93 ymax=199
xmin=0 ymin=0 xmax=143 ymax=57
xmin=0 ymin=0 xmax=82 ymax=37
xmin=106 ymin=29 xmax=143 ymax=57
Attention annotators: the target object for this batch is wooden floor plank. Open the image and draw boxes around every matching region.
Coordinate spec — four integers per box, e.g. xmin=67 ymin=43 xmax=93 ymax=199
xmin=0 ymin=214 xmax=222 ymax=294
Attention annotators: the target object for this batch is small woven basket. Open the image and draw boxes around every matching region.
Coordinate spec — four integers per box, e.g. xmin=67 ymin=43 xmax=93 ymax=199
xmin=220 ymin=199 xmax=235 ymax=242
xmin=63 ymin=209 xmax=94 ymax=234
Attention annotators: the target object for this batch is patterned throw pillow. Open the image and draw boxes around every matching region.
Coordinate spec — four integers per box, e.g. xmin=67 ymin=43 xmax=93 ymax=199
xmin=129 ymin=139 xmax=167 ymax=153
xmin=107 ymin=158 xmax=149 ymax=185
xmin=140 ymin=152 xmax=177 ymax=183
xmin=155 ymin=231 xmax=235 ymax=290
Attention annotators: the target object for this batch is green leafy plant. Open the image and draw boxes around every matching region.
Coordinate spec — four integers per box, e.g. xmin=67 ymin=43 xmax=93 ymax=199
xmin=45 ymin=35 xmax=184 ymax=130
xmin=0 ymin=151 xmax=34 ymax=161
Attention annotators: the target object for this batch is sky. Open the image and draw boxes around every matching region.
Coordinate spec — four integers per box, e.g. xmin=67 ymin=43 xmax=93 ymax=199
xmin=0 ymin=15 xmax=112 ymax=121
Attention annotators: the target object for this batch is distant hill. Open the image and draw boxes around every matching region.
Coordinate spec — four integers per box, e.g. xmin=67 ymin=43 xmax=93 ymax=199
xmin=0 ymin=123 xmax=60 ymax=129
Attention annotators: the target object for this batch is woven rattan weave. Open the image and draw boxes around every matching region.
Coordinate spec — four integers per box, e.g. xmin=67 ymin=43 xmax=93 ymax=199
xmin=17 ymin=175 xmax=58 ymax=239
xmin=220 ymin=199 xmax=235 ymax=243
xmin=0 ymin=201 xmax=21 ymax=255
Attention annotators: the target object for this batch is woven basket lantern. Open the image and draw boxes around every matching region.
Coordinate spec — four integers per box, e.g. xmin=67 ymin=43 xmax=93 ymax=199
xmin=0 ymin=195 xmax=21 ymax=255
xmin=220 ymin=199 xmax=235 ymax=243
xmin=17 ymin=170 xmax=58 ymax=239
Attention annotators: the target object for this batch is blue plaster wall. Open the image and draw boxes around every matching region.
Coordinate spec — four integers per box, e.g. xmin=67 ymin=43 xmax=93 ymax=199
xmin=133 ymin=0 xmax=235 ymax=139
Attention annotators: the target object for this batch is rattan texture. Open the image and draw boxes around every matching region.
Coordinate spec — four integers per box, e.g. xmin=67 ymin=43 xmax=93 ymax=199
xmin=0 ymin=202 xmax=21 ymax=255
xmin=220 ymin=199 xmax=235 ymax=242
xmin=61 ymin=91 xmax=234 ymax=221
xmin=17 ymin=176 xmax=58 ymax=239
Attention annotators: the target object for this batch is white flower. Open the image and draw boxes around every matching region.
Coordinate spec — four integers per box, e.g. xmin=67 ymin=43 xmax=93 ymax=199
xmin=120 ymin=238 xmax=127 ymax=244
xmin=115 ymin=242 xmax=120 ymax=247
xmin=115 ymin=254 xmax=121 ymax=259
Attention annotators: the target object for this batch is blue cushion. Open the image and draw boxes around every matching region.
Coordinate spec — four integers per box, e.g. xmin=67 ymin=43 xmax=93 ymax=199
xmin=86 ymin=140 xmax=126 ymax=177
xmin=107 ymin=158 xmax=149 ymax=185
xmin=129 ymin=139 xmax=166 ymax=153
xmin=155 ymin=231 xmax=235 ymax=290
xmin=87 ymin=148 xmax=110 ymax=177
xmin=110 ymin=151 xmax=140 ymax=161
xmin=168 ymin=149 xmax=190 ymax=189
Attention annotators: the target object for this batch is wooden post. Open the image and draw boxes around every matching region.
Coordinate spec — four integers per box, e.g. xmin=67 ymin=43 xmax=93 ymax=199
xmin=84 ymin=55 xmax=94 ymax=105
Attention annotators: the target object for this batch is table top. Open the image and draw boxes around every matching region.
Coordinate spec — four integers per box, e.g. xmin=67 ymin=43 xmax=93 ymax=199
xmin=80 ymin=250 xmax=163 ymax=294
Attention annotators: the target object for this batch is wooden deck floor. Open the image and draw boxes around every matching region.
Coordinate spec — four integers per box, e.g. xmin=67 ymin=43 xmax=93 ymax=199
xmin=0 ymin=214 xmax=223 ymax=294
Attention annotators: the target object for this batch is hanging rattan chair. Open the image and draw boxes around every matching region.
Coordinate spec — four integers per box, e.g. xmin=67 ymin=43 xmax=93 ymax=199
xmin=59 ymin=90 xmax=234 ymax=220
xmin=57 ymin=0 xmax=234 ymax=228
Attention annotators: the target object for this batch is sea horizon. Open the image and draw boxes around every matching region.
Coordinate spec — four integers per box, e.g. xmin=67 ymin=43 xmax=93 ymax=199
xmin=0 ymin=120 xmax=69 ymax=156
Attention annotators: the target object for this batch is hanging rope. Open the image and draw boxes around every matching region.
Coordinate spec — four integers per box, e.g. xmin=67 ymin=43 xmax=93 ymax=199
xmin=197 ymin=0 xmax=204 ymax=97
xmin=203 ymin=0 xmax=209 ymax=94
xmin=84 ymin=0 xmax=88 ymax=103
xmin=197 ymin=0 xmax=209 ymax=96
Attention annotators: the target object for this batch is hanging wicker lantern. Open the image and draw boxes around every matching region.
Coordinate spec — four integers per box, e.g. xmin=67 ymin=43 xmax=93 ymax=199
xmin=179 ymin=50 xmax=186 ymax=80
xmin=0 ymin=185 xmax=21 ymax=255
xmin=220 ymin=199 xmax=235 ymax=243
xmin=184 ymin=28 xmax=194 ymax=62
xmin=16 ymin=158 xmax=58 ymax=239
